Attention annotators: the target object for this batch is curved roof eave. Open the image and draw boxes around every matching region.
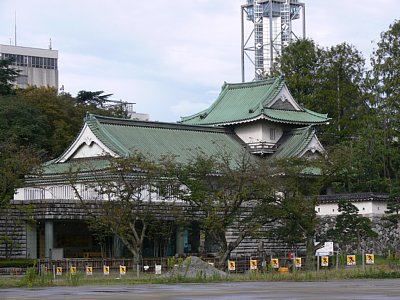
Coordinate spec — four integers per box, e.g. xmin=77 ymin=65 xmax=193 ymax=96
xmin=186 ymin=113 xmax=330 ymax=127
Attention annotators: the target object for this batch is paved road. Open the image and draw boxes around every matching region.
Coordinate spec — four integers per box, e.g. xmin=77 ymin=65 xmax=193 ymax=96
xmin=1 ymin=279 xmax=400 ymax=299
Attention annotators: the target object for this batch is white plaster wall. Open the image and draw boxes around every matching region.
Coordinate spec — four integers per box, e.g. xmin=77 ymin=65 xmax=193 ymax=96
xmin=316 ymin=201 xmax=386 ymax=216
xmin=372 ymin=202 xmax=387 ymax=214
xmin=234 ymin=122 xmax=263 ymax=144
xmin=234 ymin=120 xmax=283 ymax=144
xmin=71 ymin=142 xmax=106 ymax=159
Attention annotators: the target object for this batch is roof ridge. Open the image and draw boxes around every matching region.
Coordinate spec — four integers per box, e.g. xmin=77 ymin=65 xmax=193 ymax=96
xmin=222 ymin=77 xmax=278 ymax=89
xmin=90 ymin=114 xmax=236 ymax=134
xmin=246 ymin=77 xmax=279 ymax=114
xmin=179 ymin=108 xmax=208 ymax=122
xmin=263 ymin=76 xmax=285 ymax=106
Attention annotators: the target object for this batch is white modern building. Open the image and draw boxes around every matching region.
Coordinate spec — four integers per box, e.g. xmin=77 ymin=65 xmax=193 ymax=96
xmin=0 ymin=44 xmax=58 ymax=89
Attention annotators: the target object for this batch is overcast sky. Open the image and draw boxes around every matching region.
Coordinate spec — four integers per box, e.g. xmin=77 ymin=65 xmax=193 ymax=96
xmin=0 ymin=0 xmax=398 ymax=122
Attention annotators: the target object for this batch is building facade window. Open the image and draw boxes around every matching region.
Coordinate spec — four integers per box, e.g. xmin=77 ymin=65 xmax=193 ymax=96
xmin=2 ymin=53 xmax=57 ymax=69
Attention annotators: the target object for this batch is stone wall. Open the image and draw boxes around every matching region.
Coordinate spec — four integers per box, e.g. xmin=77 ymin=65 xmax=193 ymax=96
xmin=317 ymin=215 xmax=400 ymax=255
xmin=0 ymin=205 xmax=28 ymax=258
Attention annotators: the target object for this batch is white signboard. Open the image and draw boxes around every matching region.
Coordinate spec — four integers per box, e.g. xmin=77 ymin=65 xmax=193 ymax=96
xmin=155 ymin=264 xmax=162 ymax=275
xmin=315 ymin=242 xmax=334 ymax=256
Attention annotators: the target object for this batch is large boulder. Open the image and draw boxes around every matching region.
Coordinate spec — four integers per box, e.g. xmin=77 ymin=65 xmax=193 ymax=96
xmin=163 ymin=256 xmax=226 ymax=279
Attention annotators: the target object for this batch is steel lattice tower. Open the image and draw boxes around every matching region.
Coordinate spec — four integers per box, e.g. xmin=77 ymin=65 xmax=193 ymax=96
xmin=241 ymin=0 xmax=306 ymax=81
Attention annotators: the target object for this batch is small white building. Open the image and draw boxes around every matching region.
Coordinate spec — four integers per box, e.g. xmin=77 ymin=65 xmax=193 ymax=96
xmin=0 ymin=44 xmax=58 ymax=89
xmin=316 ymin=193 xmax=389 ymax=217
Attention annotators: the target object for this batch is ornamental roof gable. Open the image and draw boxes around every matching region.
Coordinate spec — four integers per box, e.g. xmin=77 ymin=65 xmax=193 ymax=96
xmin=56 ymin=122 xmax=118 ymax=163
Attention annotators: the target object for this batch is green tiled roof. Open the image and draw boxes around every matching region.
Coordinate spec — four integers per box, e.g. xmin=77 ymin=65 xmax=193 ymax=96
xmin=64 ymin=114 xmax=247 ymax=165
xmin=272 ymin=126 xmax=316 ymax=159
xmin=37 ymin=115 xmax=252 ymax=177
xmin=180 ymin=77 xmax=329 ymax=126
xmin=40 ymin=158 xmax=110 ymax=176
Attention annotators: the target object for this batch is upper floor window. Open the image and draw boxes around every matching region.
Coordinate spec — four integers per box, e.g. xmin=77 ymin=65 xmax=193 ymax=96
xmin=270 ymin=128 xmax=276 ymax=140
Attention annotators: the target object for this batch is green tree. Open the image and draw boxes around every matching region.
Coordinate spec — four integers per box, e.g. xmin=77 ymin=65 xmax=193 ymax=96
xmin=381 ymin=190 xmax=400 ymax=251
xmin=277 ymin=41 xmax=368 ymax=147
xmin=314 ymin=43 xmax=368 ymax=145
xmin=0 ymin=141 xmax=41 ymax=207
xmin=0 ymin=95 xmax=51 ymax=151
xmin=176 ymin=151 xmax=277 ymax=269
xmin=274 ymin=39 xmax=320 ymax=106
xmin=69 ymin=153 xmax=182 ymax=264
xmin=15 ymin=86 xmax=86 ymax=157
xmin=14 ymin=86 xmax=124 ymax=158
xmin=370 ymin=19 xmax=400 ymax=188
xmin=321 ymin=134 xmax=390 ymax=194
xmin=327 ymin=201 xmax=378 ymax=253
xmin=0 ymin=58 xmax=19 ymax=96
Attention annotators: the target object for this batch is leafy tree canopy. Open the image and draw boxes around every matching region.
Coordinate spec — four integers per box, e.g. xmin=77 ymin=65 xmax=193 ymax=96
xmin=0 ymin=96 xmax=51 ymax=150
xmin=0 ymin=141 xmax=41 ymax=207
xmin=76 ymin=90 xmax=113 ymax=107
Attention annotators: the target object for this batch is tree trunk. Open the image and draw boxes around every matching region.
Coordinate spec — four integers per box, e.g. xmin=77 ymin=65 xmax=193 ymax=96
xmin=305 ymin=235 xmax=316 ymax=271
xmin=219 ymin=230 xmax=247 ymax=271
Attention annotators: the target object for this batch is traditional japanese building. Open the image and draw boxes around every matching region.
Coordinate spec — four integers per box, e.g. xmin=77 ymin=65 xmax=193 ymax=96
xmin=4 ymin=77 xmax=336 ymax=259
